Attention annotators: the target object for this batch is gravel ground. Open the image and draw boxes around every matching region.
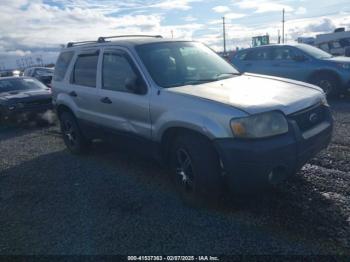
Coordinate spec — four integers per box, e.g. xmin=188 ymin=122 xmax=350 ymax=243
xmin=0 ymin=98 xmax=349 ymax=255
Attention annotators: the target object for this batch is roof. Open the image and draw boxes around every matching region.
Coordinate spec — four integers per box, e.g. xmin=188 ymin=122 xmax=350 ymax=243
xmin=236 ymin=43 xmax=308 ymax=52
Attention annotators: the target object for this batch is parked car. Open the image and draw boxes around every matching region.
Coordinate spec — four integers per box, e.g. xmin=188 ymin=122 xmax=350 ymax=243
xmin=23 ymin=67 xmax=54 ymax=87
xmin=0 ymin=77 xmax=52 ymax=123
xmin=232 ymin=43 xmax=350 ymax=96
xmin=52 ymin=36 xmax=332 ymax=202
xmin=0 ymin=70 xmax=21 ymax=78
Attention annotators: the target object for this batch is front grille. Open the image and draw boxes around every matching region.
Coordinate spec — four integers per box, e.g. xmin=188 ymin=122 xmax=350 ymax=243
xmin=289 ymin=104 xmax=326 ymax=132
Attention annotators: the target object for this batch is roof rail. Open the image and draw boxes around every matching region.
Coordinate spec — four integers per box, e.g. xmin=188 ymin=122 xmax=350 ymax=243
xmin=66 ymin=41 xmax=97 ymax=48
xmin=97 ymin=35 xmax=163 ymax=43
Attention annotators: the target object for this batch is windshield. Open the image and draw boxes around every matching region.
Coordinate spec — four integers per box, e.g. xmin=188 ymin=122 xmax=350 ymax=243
xmin=297 ymin=44 xmax=333 ymax=59
xmin=136 ymin=41 xmax=240 ymax=88
xmin=0 ymin=78 xmax=46 ymax=93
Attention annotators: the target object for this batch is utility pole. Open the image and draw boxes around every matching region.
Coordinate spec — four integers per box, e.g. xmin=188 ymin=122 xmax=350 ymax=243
xmin=277 ymin=30 xmax=280 ymax=44
xmin=282 ymin=8 xmax=285 ymax=44
xmin=222 ymin=16 xmax=226 ymax=54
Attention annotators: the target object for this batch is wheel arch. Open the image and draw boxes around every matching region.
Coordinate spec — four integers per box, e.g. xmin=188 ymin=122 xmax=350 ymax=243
xmin=160 ymin=126 xmax=218 ymax=165
xmin=56 ymin=104 xmax=75 ymax=120
xmin=307 ymin=69 xmax=341 ymax=85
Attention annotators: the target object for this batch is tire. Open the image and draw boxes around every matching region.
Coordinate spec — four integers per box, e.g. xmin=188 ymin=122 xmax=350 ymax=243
xmin=59 ymin=111 xmax=90 ymax=154
xmin=310 ymin=73 xmax=339 ymax=97
xmin=169 ymin=133 xmax=223 ymax=205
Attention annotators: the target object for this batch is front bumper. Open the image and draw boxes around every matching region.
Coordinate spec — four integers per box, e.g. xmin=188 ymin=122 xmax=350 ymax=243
xmin=2 ymin=104 xmax=53 ymax=122
xmin=213 ymin=107 xmax=333 ymax=191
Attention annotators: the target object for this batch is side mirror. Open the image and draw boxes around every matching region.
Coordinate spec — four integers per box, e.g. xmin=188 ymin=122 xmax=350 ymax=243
xmin=293 ymin=55 xmax=306 ymax=62
xmin=125 ymin=77 xmax=146 ymax=95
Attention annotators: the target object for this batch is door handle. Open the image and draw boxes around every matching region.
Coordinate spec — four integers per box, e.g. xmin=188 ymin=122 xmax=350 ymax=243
xmin=100 ymin=97 xmax=112 ymax=104
xmin=69 ymin=91 xmax=77 ymax=97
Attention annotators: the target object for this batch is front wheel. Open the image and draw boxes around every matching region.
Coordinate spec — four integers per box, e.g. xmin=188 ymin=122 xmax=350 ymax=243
xmin=311 ymin=74 xmax=338 ymax=97
xmin=60 ymin=112 xmax=90 ymax=154
xmin=169 ymin=133 xmax=223 ymax=205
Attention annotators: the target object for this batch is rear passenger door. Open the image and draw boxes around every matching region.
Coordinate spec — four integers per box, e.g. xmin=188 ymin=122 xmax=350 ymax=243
xmin=96 ymin=47 xmax=151 ymax=139
xmin=69 ymin=49 xmax=101 ymax=123
xmin=244 ymin=47 xmax=273 ymax=75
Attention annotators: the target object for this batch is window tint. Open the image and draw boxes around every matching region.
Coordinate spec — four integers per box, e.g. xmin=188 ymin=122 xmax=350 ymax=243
xmin=319 ymin=43 xmax=329 ymax=51
xmin=235 ymin=51 xmax=247 ymax=60
xmin=72 ymin=52 xmax=99 ymax=87
xmin=246 ymin=49 xmax=271 ymax=61
xmin=272 ymin=47 xmax=297 ymax=60
xmin=53 ymin=51 xmax=74 ymax=81
xmin=102 ymin=52 xmax=140 ymax=92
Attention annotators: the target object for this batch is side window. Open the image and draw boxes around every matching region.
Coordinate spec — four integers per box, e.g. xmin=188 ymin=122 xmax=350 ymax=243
xmin=54 ymin=51 xmax=74 ymax=81
xmin=319 ymin=43 xmax=329 ymax=52
xmin=246 ymin=49 xmax=271 ymax=61
xmin=272 ymin=47 xmax=297 ymax=60
xmin=72 ymin=52 xmax=99 ymax=87
xmin=235 ymin=51 xmax=247 ymax=60
xmin=102 ymin=51 xmax=142 ymax=93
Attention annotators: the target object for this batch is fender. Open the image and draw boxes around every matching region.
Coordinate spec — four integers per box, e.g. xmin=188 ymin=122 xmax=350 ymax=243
xmin=153 ymin=109 xmax=233 ymax=142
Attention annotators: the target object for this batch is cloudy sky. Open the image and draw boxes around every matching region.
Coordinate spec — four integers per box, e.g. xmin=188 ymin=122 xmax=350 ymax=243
xmin=0 ymin=0 xmax=350 ymax=69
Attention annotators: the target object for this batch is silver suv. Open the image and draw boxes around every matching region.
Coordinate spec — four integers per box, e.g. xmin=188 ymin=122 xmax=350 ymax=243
xmin=52 ymin=35 xmax=333 ymax=201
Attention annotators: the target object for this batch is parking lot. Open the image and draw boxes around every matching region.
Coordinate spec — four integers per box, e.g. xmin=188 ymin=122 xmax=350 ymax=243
xmin=0 ymin=97 xmax=349 ymax=255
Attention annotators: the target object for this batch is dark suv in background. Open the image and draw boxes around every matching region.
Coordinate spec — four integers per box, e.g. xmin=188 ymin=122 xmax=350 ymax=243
xmin=232 ymin=44 xmax=350 ymax=96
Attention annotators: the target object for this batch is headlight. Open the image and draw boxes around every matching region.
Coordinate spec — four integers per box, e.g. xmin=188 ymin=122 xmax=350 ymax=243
xmin=230 ymin=111 xmax=288 ymax=138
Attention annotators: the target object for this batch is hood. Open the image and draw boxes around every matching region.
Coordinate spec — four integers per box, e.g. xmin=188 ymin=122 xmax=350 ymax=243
xmin=167 ymin=74 xmax=324 ymax=115
xmin=0 ymin=89 xmax=51 ymax=103
xmin=325 ymin=56 xmax=350 ymax=63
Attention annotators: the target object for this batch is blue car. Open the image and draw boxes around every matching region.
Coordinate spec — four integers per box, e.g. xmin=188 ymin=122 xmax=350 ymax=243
xmin=232 ymin=44 xmax=350 ymax=96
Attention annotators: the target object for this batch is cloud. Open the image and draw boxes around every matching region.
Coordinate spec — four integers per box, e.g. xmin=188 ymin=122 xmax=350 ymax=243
xmin=234 ymin=0 xmax=293 ymax=13
xmin=295 ymin=7 xmax=306 ymax=15
xmin=213 ymin=6 xmax=231 ymax=13
xmin=183 ymin=15 xmax=197 ymax=22
xmin=150 ymin=0 xmax=200 ymax=10
xmin=225 ymin=13 xmax=246 ymax=19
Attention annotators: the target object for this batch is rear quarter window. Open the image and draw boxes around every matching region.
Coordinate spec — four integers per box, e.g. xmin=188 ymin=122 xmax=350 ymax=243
xmin=53 ymin=51 xmax=74 ymax=81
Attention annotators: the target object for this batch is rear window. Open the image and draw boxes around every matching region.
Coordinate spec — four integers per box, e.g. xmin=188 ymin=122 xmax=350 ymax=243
xmin=53 ymin=51 xmax=74 ymax=81
xmin=71 ymin=52 xmax=99 ymax=87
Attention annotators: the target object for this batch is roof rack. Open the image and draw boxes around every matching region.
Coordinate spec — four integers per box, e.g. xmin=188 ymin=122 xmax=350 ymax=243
xmin=66 ymin=35 xmax=163 ymax=48
xmin=97 ymin=35 xmax=163 ymax=43
xmin=67 ymin=41 xmax=97 ymax=48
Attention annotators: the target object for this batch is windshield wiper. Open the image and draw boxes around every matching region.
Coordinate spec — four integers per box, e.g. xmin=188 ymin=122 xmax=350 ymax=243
xmin=183 ymin=79 xmax=218 ymax=85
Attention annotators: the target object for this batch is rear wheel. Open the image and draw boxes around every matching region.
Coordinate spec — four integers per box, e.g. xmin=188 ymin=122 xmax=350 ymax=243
xmin=311 ymin=73 xmax=339 ymax=97
xmin=60 ymin=112 xmax=90 ymax=154
xmin=169 ymin=133 xmax=223 ymax=205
